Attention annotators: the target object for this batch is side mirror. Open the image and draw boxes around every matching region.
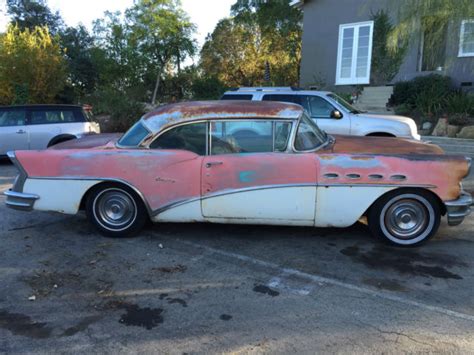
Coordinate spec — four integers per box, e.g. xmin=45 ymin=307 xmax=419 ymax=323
xmin=330 ymin=110 xmax=343 ymax=119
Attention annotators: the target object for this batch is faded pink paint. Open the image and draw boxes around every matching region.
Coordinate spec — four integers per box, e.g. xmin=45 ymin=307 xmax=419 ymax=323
xmin=16 ymin=149 xmax=203 ymax=212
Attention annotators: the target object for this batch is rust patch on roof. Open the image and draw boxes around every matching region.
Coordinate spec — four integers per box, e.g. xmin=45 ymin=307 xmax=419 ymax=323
xmin=141 ymin=101 xmax=303 ymax=134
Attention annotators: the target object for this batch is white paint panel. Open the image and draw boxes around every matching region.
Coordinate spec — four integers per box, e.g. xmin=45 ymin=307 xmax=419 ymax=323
xmin=153 ymin=200 xmax=204 ymax=223
xmin=202 ymin=186 xmax=316 ymax=221
xmin=23 ymin=178 xmax=101 ymax=214
xmin=315 ymin=186 xmax=396 ymax=227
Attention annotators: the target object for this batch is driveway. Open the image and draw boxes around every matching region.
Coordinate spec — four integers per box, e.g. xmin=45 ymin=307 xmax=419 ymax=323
xmin=0 ymin=162 xmax=473 ymax=353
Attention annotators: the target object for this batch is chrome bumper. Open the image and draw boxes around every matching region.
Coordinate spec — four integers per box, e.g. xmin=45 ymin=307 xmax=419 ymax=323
xmin=4 ymin=190 xmax=39 ymax=211
xmin=445 ymin=191 xmax=473 ymax=226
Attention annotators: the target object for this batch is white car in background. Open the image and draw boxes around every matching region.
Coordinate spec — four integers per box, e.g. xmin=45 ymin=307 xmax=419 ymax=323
xmin=221 ymin=87 xmax=420 ymax=140
xmin=0 ymin=105 xmax=101 ymax=156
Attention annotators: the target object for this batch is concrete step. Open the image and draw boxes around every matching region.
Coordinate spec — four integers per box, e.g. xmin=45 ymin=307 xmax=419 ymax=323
xmin=362 ymin=86 xmax=394 ymax=93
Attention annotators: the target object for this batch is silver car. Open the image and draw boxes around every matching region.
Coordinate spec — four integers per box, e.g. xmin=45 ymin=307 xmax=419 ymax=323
xmin=221 ymin=87 xmax=421 ymax=140
xmin=0 ymin=105 xmax=101 ymax=156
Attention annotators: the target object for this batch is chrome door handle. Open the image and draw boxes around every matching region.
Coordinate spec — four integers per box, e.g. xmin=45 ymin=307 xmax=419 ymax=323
xmin=206 ymin=161 xmax=223 ymax=168
xmin=16 ymin=129 xmax=26 ymax=134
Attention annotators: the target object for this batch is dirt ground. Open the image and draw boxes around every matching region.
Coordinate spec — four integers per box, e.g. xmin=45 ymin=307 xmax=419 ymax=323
xmin=0 ymin=161 xmax=473 ymax=353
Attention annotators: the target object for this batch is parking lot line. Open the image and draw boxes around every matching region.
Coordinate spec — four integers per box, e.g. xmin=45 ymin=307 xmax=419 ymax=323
xmin=177 ymin=238 xmax=474 ymax=323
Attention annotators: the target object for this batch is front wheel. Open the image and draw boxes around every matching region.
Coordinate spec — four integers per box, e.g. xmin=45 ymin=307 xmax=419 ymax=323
xmin=368 ymin=190 xmax=441 ymax=246
xmin=85 ymin=184 xmax=147 ymax=238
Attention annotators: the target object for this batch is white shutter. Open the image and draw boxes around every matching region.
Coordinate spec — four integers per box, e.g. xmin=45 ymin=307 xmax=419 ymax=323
xmin=336 ymin=21 xmax=374 ymax=85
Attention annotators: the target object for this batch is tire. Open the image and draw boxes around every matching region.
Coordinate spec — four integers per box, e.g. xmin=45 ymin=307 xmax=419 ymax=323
xmin=368 ymin=189 xmax=441 ymax=247
xmin=85 ymin=183 xmax=148 ymax=238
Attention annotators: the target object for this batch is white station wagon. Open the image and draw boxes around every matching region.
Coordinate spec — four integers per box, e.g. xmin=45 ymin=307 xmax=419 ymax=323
xmin=0 ymin=104 xmax=101 ymax=156
xmin=221 ymin=87 xmax=420 ymax=140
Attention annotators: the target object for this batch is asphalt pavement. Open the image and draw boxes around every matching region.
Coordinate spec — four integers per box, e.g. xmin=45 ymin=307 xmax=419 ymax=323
xmin=0 ymin=161 xmax=473 ymax=353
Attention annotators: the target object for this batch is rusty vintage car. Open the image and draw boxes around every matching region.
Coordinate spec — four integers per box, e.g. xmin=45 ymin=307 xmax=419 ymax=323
xmin=4 ymin=101 xmax=472 ymax=246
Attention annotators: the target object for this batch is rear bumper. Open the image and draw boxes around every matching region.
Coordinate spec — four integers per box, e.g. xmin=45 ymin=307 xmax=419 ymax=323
xmin=445 ymin=191 xmax=473 ymax=226
xmin=4 ymin=190 xmax=39 ymax=211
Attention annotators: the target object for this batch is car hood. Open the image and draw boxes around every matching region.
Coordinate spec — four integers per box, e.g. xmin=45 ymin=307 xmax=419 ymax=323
xmin=357 ymin=113 xmax=413 ymax=124
xmin=49 ymin=133 xmax=122 ymax=150
xmin=326 ymin=134 xmax=444 ymax=155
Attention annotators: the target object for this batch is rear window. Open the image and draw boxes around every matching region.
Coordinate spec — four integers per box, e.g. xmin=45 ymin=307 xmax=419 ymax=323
xmin=118 ymin=121 xmax=150 ymax=147
xmin=30 ymin=108 xmax=85 ymax=124
xmin=0 ymin=109 xmax=27 ymax=127
xmin=220 ymin=94 xmax=253 ymax=100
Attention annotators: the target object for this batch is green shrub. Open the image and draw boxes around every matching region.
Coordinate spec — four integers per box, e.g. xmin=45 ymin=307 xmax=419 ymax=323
xmin=89 ymin=88 xmax=145 ymax=132
xmin=444 ymin=91 xmax=474 ymax=117
xmin=391 ymin=74 xmax=453 ymax=108
xmin=394 ymin=103 xmax=412 ymax=116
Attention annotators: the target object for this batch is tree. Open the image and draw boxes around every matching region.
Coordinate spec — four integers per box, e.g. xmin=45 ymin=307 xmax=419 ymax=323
xmin=200 ymin=0 xmax=302 ymax=88
xmin=387 ymin=0 xmax=474 ymax=54
xmin=60 ymin=25 xmax=98 ymax=102
xmin=125 ymin=0 xmax=196 ymax=104
xmin=0 ymin=24 xmax=66 ymax=104
xmin=6 ymin=0 xmax=63 ymax=34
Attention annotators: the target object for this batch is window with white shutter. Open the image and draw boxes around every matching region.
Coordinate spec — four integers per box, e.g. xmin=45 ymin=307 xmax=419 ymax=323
xmin=459 ymin=20 xmax=474 ymax=57
xmin=336 ymin=21 xmax=374 ymax=85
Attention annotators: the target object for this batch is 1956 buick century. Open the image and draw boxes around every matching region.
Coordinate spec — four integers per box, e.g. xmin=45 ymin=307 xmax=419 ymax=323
xmin=4 ymin=101 xmax=472 ymax=246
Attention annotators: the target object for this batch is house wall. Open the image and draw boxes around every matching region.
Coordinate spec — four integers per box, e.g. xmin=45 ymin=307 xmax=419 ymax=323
xmin=299 ymin=0 xmax=474 ymax=91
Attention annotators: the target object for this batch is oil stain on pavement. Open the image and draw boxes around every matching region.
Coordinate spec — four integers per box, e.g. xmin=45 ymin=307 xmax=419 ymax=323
xmin=0 ymin=310 xmax=52 ymax=339
xmin=253 ymin=284 xmax=280 ymax=297
xmin=119 ymin=304 xmax=164 ymax=330
xmin=340 ymin=245 xmax=466 ymax=280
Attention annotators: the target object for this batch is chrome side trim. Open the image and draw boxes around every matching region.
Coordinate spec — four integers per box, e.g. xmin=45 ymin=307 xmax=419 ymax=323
xmin=153 ymin=183 xmax=437 ymax=216
xmin=4 ymin=190 xmax=39 ymax=211
xmin=444 ymin=191 xmax=472 ymax=226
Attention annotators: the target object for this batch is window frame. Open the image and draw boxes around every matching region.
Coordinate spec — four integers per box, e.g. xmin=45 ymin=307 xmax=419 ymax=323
xmin=28 ymin=108 xmax=85 ymax=125
xmin=147 ymin=118 xmax=295 ymax=156
xmin=459 ymin=19 xmax=474 ymax=57
xmin=335 ymin=20 xmax=374 ymax=85
xmin=148 ymin=120 xmax=209 ymax=155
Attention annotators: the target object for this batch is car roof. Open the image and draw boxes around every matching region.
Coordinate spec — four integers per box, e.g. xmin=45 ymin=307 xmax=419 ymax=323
xmin=223 ymin=88 xmax=332 ymax=96
xmin=0 ymin=104 xmax=84 ymax=109
xmin=141 ymin=100 xmax=304 ymax=134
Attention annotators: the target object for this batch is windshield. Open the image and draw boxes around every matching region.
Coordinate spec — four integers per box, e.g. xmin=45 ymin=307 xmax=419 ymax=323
xmin=294 ymin=113 xmax=328 ymax=151
xmin=118 ymin=121 xmax=150 ymax=147
xmin=327 ymin=93 xmax=361 ymax=114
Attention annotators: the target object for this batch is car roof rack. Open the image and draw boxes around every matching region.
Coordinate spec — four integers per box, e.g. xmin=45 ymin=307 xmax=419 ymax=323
xmin=235 ymin=87 xmax=304 ymax=92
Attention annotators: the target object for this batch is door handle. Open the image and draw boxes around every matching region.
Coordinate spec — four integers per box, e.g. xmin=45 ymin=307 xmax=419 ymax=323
xmin=16 ymin=129 xmax=26 ymax=134
xmin=206 ymin=161 xmax=223 ymax=168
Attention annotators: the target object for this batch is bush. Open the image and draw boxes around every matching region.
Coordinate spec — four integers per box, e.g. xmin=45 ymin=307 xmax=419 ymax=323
xmin=391 ymin=74 xmax=453 ymax=108
xmin=89 ymin=88 xmax=145 ymax=132
xmin=444 ymin=91 xmax=474 ymax=117
xmin=394 ymin=103 xmax=411 ymax=116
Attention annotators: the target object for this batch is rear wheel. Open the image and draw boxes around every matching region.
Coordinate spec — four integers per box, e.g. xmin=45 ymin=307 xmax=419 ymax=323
xmin=85 ymin=184 xmax=147 ymax=238
xmin=368 ymin=189 xmax=441 ymax=246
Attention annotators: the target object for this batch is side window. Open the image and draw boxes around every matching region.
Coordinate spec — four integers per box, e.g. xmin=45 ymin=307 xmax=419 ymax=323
xmin=262 ymin=94 xmax=310 ymax=112
xmin=275 ymin=121 xmax=292 ymax=152
xmin=150 ymin=122 xmax=207 ymax=155
xmin=30 ymin=110 xmax=80 ymax=124
xmin=0 ymin=109 xmax=26 ymax=127
xmin=220 ymin=94 xmax=253 ymax=100
xmin=211 ymin=121 xmax=272 ymax=154
xmin=306 ymin=96 xmax=335 ymax=118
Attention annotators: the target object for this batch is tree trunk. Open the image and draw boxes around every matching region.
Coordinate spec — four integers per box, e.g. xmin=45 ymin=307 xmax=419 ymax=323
xmin=151 ymin=66 xmax=163 ymax=106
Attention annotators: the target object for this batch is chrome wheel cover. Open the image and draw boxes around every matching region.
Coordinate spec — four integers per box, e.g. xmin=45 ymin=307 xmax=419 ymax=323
xmin=380 ymin=194 xmax=435 ymax=245
xmin=93 ymin=188 xmax=137 ymax=231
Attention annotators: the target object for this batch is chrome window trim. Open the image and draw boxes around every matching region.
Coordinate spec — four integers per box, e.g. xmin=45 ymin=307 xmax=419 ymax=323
xmin=290 ymin=114 xmax=333 ymax=153
xmin=115 ymin=120 xmax=153 ymax=149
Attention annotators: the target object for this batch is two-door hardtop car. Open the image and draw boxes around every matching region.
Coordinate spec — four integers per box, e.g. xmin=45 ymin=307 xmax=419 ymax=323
xmin=4 ymin=101 xmax=472 ymax=246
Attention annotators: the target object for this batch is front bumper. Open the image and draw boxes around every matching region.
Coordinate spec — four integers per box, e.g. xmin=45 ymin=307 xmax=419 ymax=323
xmin=4 ymin=190 xmax=39 ymax=211
xmin=445 ymin=191 xmax=473 ymax=226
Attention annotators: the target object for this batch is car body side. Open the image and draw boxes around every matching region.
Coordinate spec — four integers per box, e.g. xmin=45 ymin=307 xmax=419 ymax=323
xmin=6 ymin=113 xmax=470 ymax=229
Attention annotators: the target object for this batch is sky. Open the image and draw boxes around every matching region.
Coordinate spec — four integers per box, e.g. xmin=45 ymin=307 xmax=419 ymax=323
xmin=0 ymin=0 xmax=235 ymax=64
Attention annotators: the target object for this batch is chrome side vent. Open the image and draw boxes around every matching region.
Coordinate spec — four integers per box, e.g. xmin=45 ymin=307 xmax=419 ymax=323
xmin=323 ymin=173 xmax=339 ymax=179
xmin=346 ymin=173 xmax=361 ymax=180
xmin=390 ymin=174 xmax=407 ymax=181
xmin=369 ymin=174 xmax=383 ymax=180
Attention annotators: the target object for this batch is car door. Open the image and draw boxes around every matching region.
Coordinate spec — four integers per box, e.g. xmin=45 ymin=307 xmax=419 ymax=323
xmin=0 ymin=108 xmax=29 ymax=155
xmin=302 ymin=95 xmax=351 ymax=135
xmin=28 ymin=108 xmax=66 ymax=149
xmin=201 ymin=119 xmax=318 ymax=225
